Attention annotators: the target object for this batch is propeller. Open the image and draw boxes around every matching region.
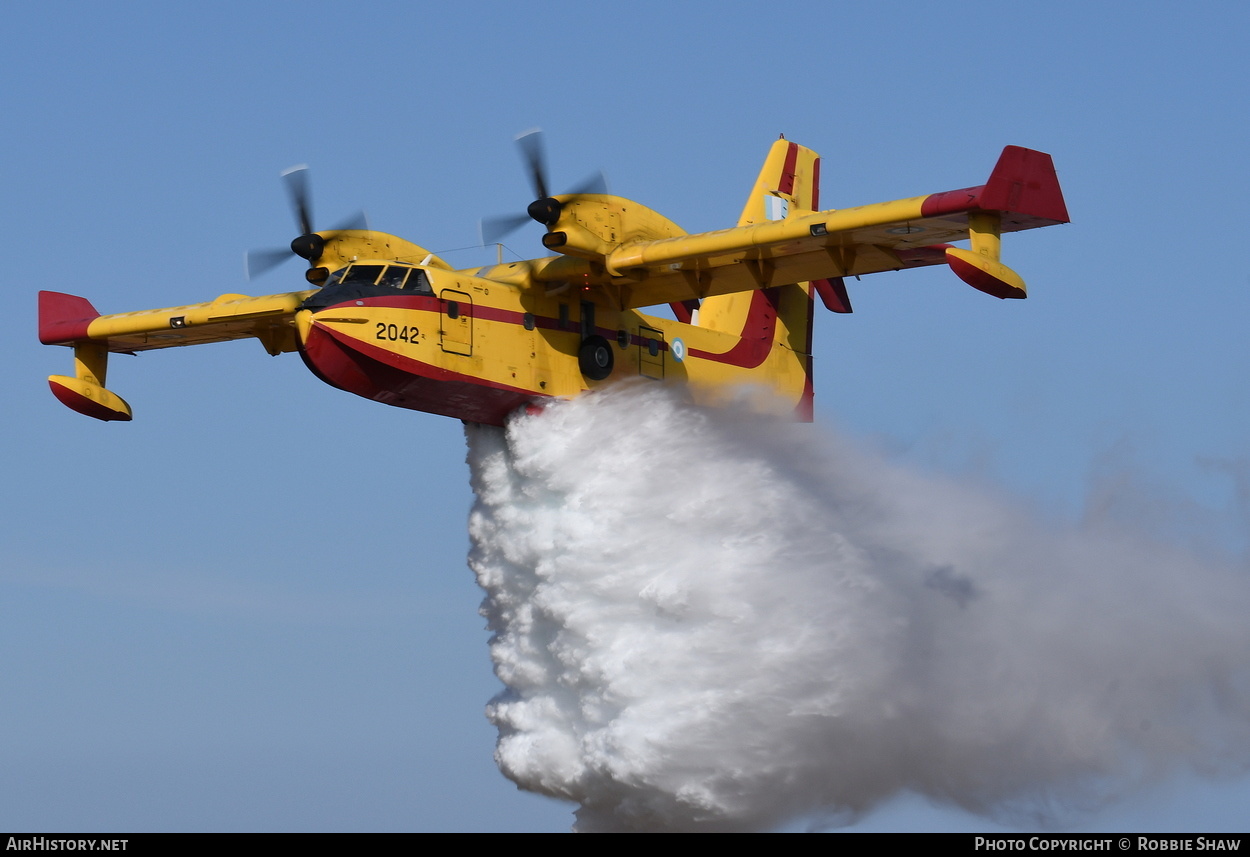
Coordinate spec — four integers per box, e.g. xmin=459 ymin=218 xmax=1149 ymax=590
xmin=246 ymin=165 xmax=367 ymax=281
xmin=480 ymin=129 xmax=607 ymax=246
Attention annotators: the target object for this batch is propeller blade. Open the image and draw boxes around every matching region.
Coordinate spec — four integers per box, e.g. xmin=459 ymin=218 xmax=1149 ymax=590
xmin=245 ymin=247 xmax=294 ymax=281
xmin=480 ymin=130 xmax=609 ymax=247
xmin=480 ymin=212 xmax=532 ymax=246
xmin=326 ymin=210 xmax=369 ymax=233
xmin=281 ymin=164 xmax=313 ymax=236
xmin=515 ymin=128 xmax=549 ymax=201
xmin=567 ymin=170 xmax=608 ymax=198
xmin=314 ymin=211 xmax=370 ymax=258
xmin=248 ymin=165 xmax=366 ymax=281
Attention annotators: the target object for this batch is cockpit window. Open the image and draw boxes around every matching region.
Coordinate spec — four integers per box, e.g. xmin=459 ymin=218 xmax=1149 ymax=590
xmin=341 ymin=265 xmax=385 ymax=286
xmin=332 ymin=263 xmax=435 ymax=296
xmin=405 ymin=270 xmax=434 ymax=295
xmin=378 ymin=266 xmax=409 ymax=289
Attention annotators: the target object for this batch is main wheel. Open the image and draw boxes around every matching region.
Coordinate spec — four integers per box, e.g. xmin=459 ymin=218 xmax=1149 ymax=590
xmin=578 ymin=335 xmax=614 ymax=381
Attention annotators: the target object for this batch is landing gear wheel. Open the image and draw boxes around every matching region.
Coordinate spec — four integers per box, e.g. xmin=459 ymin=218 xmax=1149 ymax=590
xmin=578 ymin=335 xmax=614 ymax=381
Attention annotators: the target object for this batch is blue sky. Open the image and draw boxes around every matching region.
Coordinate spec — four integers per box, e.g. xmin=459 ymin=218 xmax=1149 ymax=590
xmin=4 ymin=1 xmax=1249 ymax=831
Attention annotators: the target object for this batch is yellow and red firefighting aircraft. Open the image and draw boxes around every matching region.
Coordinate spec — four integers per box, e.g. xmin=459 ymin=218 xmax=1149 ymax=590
xmin=39 ymin=133 xmax=1068 ymax=426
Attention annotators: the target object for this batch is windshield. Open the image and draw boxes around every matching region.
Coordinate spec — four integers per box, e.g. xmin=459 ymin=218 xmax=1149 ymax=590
xmin=337 ymin=264 xmax=433 ymax=295
xmin=301 ymin=263 xmax=436 ymax=313
xmin=341 ymin=265 xmax=385 ymax=286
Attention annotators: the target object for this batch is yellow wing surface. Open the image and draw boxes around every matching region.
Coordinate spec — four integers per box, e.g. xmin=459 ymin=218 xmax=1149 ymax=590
xmin=532 ymin=143 xmax=1068 ymax=310
xmin=39 ymin=290 xmax=314 ymax=354
xmin=39 ymin=290 xmax=313 ymax=420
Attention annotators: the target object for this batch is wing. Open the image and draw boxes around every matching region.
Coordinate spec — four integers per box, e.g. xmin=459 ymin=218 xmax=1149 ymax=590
xmin=39 ymin=289 xmax=314 ymax=354
xmin=542 ymin=146 xmax=1068 ymax=309
xmin=39 ymin=289 xmax=313 ymax=421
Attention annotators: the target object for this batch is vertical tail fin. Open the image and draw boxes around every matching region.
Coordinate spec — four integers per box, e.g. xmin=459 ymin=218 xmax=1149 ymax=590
xmin=735 ymin=136 xmax=822 ymax=225
xmin=699 ymin=138 xmax=821 ymax=419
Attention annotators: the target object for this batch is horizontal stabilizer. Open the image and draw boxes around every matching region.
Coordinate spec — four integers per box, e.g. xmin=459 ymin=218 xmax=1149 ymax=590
xmin=812 ymin=278 xmax=853 ymax=313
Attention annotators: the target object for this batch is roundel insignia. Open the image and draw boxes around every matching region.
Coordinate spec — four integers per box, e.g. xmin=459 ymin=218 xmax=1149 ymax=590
xmin=671 ymin=337 xmax=686 ymax=362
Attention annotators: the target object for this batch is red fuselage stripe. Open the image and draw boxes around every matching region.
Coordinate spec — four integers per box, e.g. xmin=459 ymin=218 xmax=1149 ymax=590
xmin=317 ymin=295 xmax=809 ymax=365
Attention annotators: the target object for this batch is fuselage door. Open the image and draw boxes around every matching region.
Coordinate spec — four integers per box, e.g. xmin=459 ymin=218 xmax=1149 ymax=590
xmin=439 ymin=289 xmax=472 ymax=356
xmin=638 ymin=325 xmax=664 ymax=380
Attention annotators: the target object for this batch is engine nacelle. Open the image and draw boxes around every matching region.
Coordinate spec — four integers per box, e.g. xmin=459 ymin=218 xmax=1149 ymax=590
xmin=547 ymin=195 xmax=687 ymax=265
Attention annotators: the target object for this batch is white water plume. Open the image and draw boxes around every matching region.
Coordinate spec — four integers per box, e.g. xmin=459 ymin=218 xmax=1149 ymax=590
xmin=464 ymin=383 xmax=1250 ymax=832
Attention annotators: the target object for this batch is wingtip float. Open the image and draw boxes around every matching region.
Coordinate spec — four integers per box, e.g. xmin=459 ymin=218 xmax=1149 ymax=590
xmin=39 ymin=136 xmax=1068 ymax=425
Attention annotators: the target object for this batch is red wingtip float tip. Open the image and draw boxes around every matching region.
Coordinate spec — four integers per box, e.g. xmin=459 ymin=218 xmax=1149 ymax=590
xmin=48 ymin=377 xmax=133 ymax=421
xmin=945 ymin=248 xmax=1028 ymax=300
